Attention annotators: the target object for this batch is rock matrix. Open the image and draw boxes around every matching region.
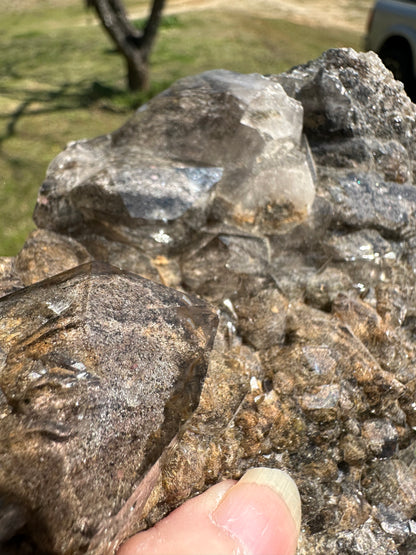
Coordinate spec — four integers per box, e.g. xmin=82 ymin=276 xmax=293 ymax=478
xmin=1 ymin=49 xmax=416 ymax=554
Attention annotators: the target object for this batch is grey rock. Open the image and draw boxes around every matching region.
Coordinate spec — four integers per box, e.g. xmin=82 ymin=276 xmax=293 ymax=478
xmin=304 ymin=266 xmax=353 ymax=310
xmin=272 ymin=48 xmax=416 ymax=181
xmin=325 ymin=229 xmax=397 ymax=264
xmin=361 ymin=419 xmax=399 ymax=458
xmin=364 ymin=458 xmax=416 ymax=518
xmin=180 ymin=233 xmax=272 ymax=302
xmin=322 ymin=172 xmax=416 ymax=239
xmin=35 ymin=141 xmax=224 ymax=254
xmin=299 ymin=518 xmax=401 ymax=555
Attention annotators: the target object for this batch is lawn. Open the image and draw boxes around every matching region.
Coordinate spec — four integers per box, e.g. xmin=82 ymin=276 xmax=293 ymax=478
xmin=0 ymin=1 xmax=364 ymax=255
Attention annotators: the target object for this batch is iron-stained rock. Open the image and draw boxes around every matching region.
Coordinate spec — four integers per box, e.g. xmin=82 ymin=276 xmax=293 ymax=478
xmin=0 ymin=258 xmax=23 ymax=298
xmin=0 ymin=262 xmax=218 ymax=553
xmin=15 ymin=229 xmax=92 ymax=286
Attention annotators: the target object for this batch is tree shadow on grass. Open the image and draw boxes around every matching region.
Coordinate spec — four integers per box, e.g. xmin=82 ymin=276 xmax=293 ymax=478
xmin=0 ymin=78 xmax=168 ymax=146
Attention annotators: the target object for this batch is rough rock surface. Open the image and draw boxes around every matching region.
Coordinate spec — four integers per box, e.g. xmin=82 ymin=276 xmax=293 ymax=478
xmin=2 ymin=48 xmax=416 ymax=554
xmin=0 ymin=262 xmax=217 ymax=553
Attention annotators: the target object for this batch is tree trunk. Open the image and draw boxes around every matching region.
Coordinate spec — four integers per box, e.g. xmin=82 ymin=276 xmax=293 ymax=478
xmin=87 ymin=0 xmax=166 ymax=91
xmin=126 ymin=55 xmax=149 ymax=91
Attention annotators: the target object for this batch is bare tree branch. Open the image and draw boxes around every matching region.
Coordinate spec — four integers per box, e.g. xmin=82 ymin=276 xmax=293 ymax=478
xmin=86 ymin=0 xmax=166 ymax=90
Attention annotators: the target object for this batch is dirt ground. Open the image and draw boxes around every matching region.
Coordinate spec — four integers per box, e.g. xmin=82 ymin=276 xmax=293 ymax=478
xmin=166 ymin=0 xmax=373 ymax=33
xmin=0 ymin=0 xmax=374 ymax=34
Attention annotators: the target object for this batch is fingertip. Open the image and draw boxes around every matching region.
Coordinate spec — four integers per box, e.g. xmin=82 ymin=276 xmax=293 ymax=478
xmin=118 ymin=468 xmax=301 ymax=555
xmin=239 ymin=467 xmax=302 ymax=534
xmin=212 ymin=467 xmax=301 ymax=555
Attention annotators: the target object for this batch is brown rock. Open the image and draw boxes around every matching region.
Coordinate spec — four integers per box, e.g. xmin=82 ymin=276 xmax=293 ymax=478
xmin=0 ymin=262 xmax=218 ymax=553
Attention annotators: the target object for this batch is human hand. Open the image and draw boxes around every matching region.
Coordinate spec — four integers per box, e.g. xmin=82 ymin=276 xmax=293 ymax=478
xmin=118 ymin=467 xmax=301 ymax=555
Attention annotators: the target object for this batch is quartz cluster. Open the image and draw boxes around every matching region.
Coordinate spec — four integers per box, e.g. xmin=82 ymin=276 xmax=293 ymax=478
xmin=1 ymin=49 xmax=416 ymax=554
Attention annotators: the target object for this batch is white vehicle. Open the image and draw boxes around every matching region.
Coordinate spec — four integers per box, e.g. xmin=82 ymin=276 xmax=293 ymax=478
xmin=365 ymin=0 xmax=416 ymax=97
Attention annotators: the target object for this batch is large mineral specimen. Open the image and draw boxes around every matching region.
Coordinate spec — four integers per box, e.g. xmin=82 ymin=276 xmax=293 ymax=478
xmin=0 ymin=261 xmax=218 ymax=553
xmin=3 ymin=49 xmax=416 ymax=555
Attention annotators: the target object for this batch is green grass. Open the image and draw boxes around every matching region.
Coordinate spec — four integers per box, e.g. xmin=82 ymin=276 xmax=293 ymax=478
xmin=0 ymin=2 xmax=363 ymax=256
